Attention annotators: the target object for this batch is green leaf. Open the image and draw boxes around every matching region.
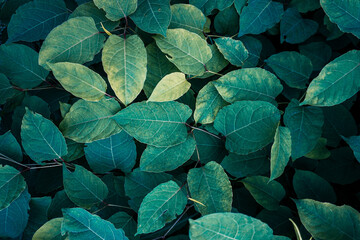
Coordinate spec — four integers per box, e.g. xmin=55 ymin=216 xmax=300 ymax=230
xmin=49 ymin=62 xmax=107 ymax=101
xmin=108 ymin=212 xmax=138 ymax=240
xmin=63 ymin=138 xmax=85 ymax=162
xmin=0 ymin=73 xmax=17 ymax=105
xmin=265 ymin=51 xmax=313 ymax=89
xmin=214 ymin=100 xmax=281 ymax=155
xmin=299 ymin=41 xmax=332 ymax=71
xmin=294 ymin=199 xmax=360 ymax=240
xmin=301 ymin=50 xmax=360 ymax=106
xmin=130 ymin=0 xmax=171 ymax=36
xmin=304 ymin=137 xmax=330 ymax=159
xmin=190 ymin=0 xmax=235 ymax=16
xmin=0 ymin=43 xmax=48 ymax=88
xmin=0 ymin=165 xmax=26 ymax=210
xmin=289 ymin=0 xmax=320 ymax=13
xmin=59 ymin=98 xmax=121 ymax=143
xmin=0 ymin=131 xmax=23 ymax=163
xmin=284 ymin=100 xmax=324 ymax=160
xmin=62 ymin=208 xmax=128 ymax=239
xmin=33 ymin=218 xmax=65 ymax=240
xmin=270 ymin=126 xmax=291 ymax=181
xmin=102 ymin=34 xmax=147 ymax=106
xmin=63 ymin=164 xmax=108 ymax=208
xmin=214 ymin=5 xmax=239 ymax=36
xmin=197 ymin=44 xmax=229 ymax=79
xmin=47 ymin=190 xmax=75 ymax=219
xmin=257 ymin=206 xmax=293 ymax=237
xmin=7 ymin=0 xmax=68 ymax=42
xmin=24 ymin=197 xmax=52 ymax=239
xmin=188 ymin=161 xmax=232 ymax=215
xmin=213 ymin=68 xmax=283 ymax=105
xmin=39 ymin=17 xmax=105 ymax=70
xmin=21 ymin=108 xmax=67 ymax=163
xmin=154 ymin=28 xmax=212 ymax=76
xmin=85 ymin=130 xmax=136 ymax=173
xmin=320 ymin=0 xmax=360 ymax=39
xmin=240 ymin=36 xmax=263 ymax=68
xmin=242 ymin=176 xmax=285 ymax=211
xmin=343 ymin=135 xmax=360 ymax=163
xmin=238 ymin=0 xmax=283 ymax=37
xmin=140 ymin=135 xmax=195 ymax=173
xmin=169 ymin=4 xmax=206 ymax=36
xmin=189 ymin=212 xmax=274 ymax=240
xmin=93 ymin=0 xmax=137 ymax=21
xmin=112 ymin=101 xmax=192 ymax=147
xmin=214 ymin=37 xmax=249 ymax=67
xmin=136 ymin=180 xmax=187 ymax=235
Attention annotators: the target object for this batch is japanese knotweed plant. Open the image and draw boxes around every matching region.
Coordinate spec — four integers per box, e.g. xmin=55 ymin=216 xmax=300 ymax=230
xmin=0 ymin=0 xmax=360 ymax=239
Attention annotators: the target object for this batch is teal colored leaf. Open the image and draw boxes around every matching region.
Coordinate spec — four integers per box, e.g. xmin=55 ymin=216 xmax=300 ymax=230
xmin=0 ymin=165 xmax=26 ymax=210
xmin=7 ymin=0 xmax=68 ymax=42
xmin=301 ymin=50 xmax=360 ymax=106
xmin=242 ymin=176 xmax=285 ymax=211
xmin=299 ymin=41 xmax=332 ymax=71
xmin=234 ymin=0 xmax=247 ymax=14
xmin=63 ymin=138 xmax=85 ymax=162
xmin=0 ymin=131 xmax=23 ymax=163
xmin=304 ymin=137 xmax=330 ymax=159
xmin=0 ymin=43 xmax=48 ymax=89
xmin=289 ymin=0 xmax=320 ymax=13
xmin=294 ymin=199 xmax=360 ymax=240
xmin=102 ymin=34 xmax=147 ymax=106
xmin=238 ymin=0 xmax=283 ymax=37
xmin=85 ymin=130 xmax=136 ymax=173
xmin=240 ymin=36 xmax=263 ymax=68
xmin=112 ymin=101 xmax=192 ymax=147
xmin=63 ymin=165 xmax=108 ymax=209
xmin=21 ymin=108 xmax=67 ymax=163
xmin=24 ymin=197 xmax=52 ymax=239
xmin=136 ymin=180 xmax=187 ymax=235
xmin=140 ymin=135 xmax=195 ymax=173
xmin=47 ymin=190 xmax=75 ymax=219
xmin=214 ymin=100 xmax=281 ymax=155
xmin=214 ymin=37 xmax=249 ymax=67
xmin=214 ymin=5 xmax=239 ymax=36
xmin=320 ymin=0 xmax=360 ymax=38
xmin=265 ymin=51 xmax=313 ymax=89
xmin=39 ymin=17 xmax=105 ymax=70
xmin=189 ymin=212 xmax=274 ymax=240
xmin=93 ymin=0 xmax=137 ymax=21
xmin=343 ymin=135 xmax=360 ymax=163
xmin=190 ymin=0 xmax=235 ymax=16
xmin=284 ymin=100 xmax=324 ymax=160
xmin=154 ymin=28 xmax=212 ymax=76
xmin=188 ymin=161 xmax=233 ymax=215
xmin=270 ymin=126 xmax=291 ymax=181
xmin=50 ymin=62 xmax=107 ymax=101
xmin=62 ymin=208 xmax=128 ymax=239
xmin=59 ymin=98 xmax=121 ymax=143
xmin=169 ymin=4 xmax=206 ymax=36
xmin=33 ymin=218 xmax=65 ymax=240
xmin=130 ymin=0 xmax=171 ymax=36
xmin=108 ymin=212 xmax=138 ymax=240
xmin=280 ymin=8 xmax=318 ymax=44
xmin=323 ymin=14 xmax=344 ymax=41
xmin=0 ymin=73 xmax=17 ymax=105
xmin=197 ymin=44 xmax=229 ymax=79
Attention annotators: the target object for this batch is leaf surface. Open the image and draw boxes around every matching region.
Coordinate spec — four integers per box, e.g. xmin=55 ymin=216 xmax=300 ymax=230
xmin=0 ymin=165 xmax=26 ymax=210
xmin=33 ymin=218 xmax=65 ymax=240
xmin=169 ymin=4 xmax=206 ymax=36
xmin=93 ymin=0 xmax=137 ymax=21
xmin=214 ymin=37 xmax=248 ymax=67
xmin=270 ymin=126 xmax=291 ymax=181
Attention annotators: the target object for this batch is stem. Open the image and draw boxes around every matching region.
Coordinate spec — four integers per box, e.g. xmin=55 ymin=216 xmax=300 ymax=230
xmin=0 ymin=154 xmax=29 ymax=168
xmin=191 ymin=132 xmax=202 ymax=169
xmin=106 ymin=203 xmax=132 ymax=210
xmin=186 ymin=123 xmax=222 ymax=140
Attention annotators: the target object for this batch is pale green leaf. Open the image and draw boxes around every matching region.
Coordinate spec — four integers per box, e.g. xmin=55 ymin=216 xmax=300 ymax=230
xmin=93 ymin=0 xmax=137 ymax=21
xmin=214 ymin=37 xmax=249 ymax=67
xmin=33 ymin=218 xmax=65 ymax=240
xmin=0 ymin=165 xmax=26 ymax=210
xmin=169 ymin=4 xmax=206 ymax=36
xmin=0 ymin=73 xmax=17 ymax=105
xmin=270 ymin=126 xmax=291 ymax=181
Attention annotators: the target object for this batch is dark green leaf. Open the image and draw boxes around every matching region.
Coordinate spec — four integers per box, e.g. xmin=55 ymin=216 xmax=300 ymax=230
xmin=0 ymin=73 xmax=17 ymax=105
xmin=0 ymin=165 xmax=26 ymax=210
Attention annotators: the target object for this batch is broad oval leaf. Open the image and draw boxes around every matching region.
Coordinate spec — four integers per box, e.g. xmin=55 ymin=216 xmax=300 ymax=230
xmin=0 ymin=131 xmax=23 ymax=163
xmin=0 ymin=165 xmax=26 ymax=210
xmin=93 ymin=0 xmax=137 ymax=21
xmin=270 ymin=126 xmax=291 ymax=181
xmin=214 ymin=100 xmax=281 ymax=155
xmin=169 ymin=4 xmax=206 ymax=36
xmin=33 ymin=217 xmax=65 ymax=240
xmin=214 ymin=37 xmax=248 ymax=67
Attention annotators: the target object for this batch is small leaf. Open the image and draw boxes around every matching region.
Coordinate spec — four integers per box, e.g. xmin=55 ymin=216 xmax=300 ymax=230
xmin=289 ymin=218 xmax=303 ymax=240
xmin=214 ymin=37 xmax=248 ymax=67
xmin=270 ymin=126 xmax=291 ymax=181
xmin=93 ymin=0 xmax=137 ymax=21
xmin=33 ymin=218 xmax=65 ymax=240
xmin=0 ymin=165 xmax=26 ymax=210
xmin=169 ymin=4 xmax=206 ymax=36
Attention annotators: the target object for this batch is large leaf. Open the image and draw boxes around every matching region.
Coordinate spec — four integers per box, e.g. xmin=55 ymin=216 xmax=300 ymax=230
xmin=102 ymin=34 xmax=147 ymax=106
xmin=7 ymin=0 xmax=68 ymax=42
xmin=154 ymin=28 xmax=212 ymax=76
xmin=294 ymin=199 xmax=360 ymax=240
xmin=136 ymin=180 xmax=187 ymax=235
xmin=21 ymin=108 xmax=67 ymax=163
xmin=270 ymin=126 xmax=291 ymax=181
xmin=0 ymin=165 xmax=26 ymax=210
xmin=188 ymin=161 xmax=233 ymax=215
xmin=214 ymin=100 xmax=281 ymax=155
xmin=39 ymin=17 xmax=105 ymax=70
xmin=189 ymin=212 xmax=274 ymax=240
xmin=33 ymin=218 xmax=65 ymax=240
xmin=0 ymin=131 xmax=23 ymax=163
xmin=169 ymin=4 xmax=206 ymax=36
xmin=93 ymin=0 xmax=137 ymax=21
xmin=112 ymin=101 xmax=192 ymax=147
xmin=214 ymin=37 xmax=248 ymax=67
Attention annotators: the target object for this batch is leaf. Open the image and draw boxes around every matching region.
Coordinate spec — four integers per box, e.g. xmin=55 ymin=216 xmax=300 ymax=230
xmin=240 ymin=35 xmax=263 ymax=68
xmin=270 ymin=126 xmax=292 ymax=181
xmin=140 ymin=135 xmax=195 ymax=173
xmin=288 ymin=219 xmax=303 ymax=240
xmin=0 ymin=165 xmax=26 ymax=210
xmin=214 ymin=100 xmax=281 ymax=155
xmin=59 ymin=98 xmax=122 ymax=143
xmin=214 ymin=5 xmax=239 ymax=36
xmin=21 ymin=108 xmax=67 ymax=163
xmin=112 ymin=101 xmax=192 ymax=147
xmin=320 ymin=0 xmax=360 ymax=39
xmin=304 ymin=137 xmax=330 ymax=159
xmin=190 ymin=0 xmax=235 ymax=16
xmin=189 ymin=212 xmax=274 ymax=240
xmin=154 ymin=28 xmax=212 ymax=76
xmin=49 ymin=62 xmax=107 ymax=101
xmin=301 ymin=50 xmax=360 ymax=106
xmin=289 ymin=0 xmax=320 ymax=13
xmin=213 ymin=68 xmax=283 ymax=105
xmin=85 ymin=130 xmax=136 ymax=173
xmin=197 ymin=44 xmax=229 ymax=79
xmin=63 ymin=164 xmax=108 ymax=209
xmin=130 ymin=0 xmax=171 ymax=36
xmin=136 ymin=180 xmax=187 ymax=235
xmin=33 ymin=218 xmax=65 ymax=240
xmin=0 ymin=43 xmax=48 ymax=89
xmin=47 ymin=190 xmax=75 ymax=219
xmin=39 ymin=17 xmax=105 ymax=70
xmin=188 ymin=161 xmax=233 ymax=215
xmin=294 ymin=199 xmax=360 ymax=240
xmin=108 ymin=212 xmax=138 ymax=240
xmin=93 ymin=0 xmax=137 ymax=21
xmin=257 ymin=206 xmax=293 ymax=237
xmin=299 ymin=41 xmax=332 ymax=71
xmin=169 ymin=4 xmax=206 ymax=36
xmin=242 ymin=176 xmax=285 ymax=211
xmin=7 ymin=0 xmax=68 ymax=42
xmin=0 ymin=131 xmax=23 ymax=163
xmin=62 ymin=208 xmax=128 ymax=239
xmin=284 ymin=100 xmax=324 ymax=160
xmin=214 ymin=37 xmax=249 ymax=67
xmin=238 ymin=0 xmax=283 ymax=37
xmin=0 ymin=73 xmax=17 ymax=105
xmin=63 ymin=138 xmax=85 ymax=162
xmin=265 ymin=51 xmax=313 ymax=89
xmin=343 ymin=135 xmax=360 ymax=163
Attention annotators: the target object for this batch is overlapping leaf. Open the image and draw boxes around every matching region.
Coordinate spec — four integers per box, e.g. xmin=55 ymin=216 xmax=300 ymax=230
xmin=0 ymin=165 xmax=26 ymax=210
xmin=93 ymin=0 xmax=137 ymax=21
xmin=270 ymin=126 xmax=291 ymax=181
